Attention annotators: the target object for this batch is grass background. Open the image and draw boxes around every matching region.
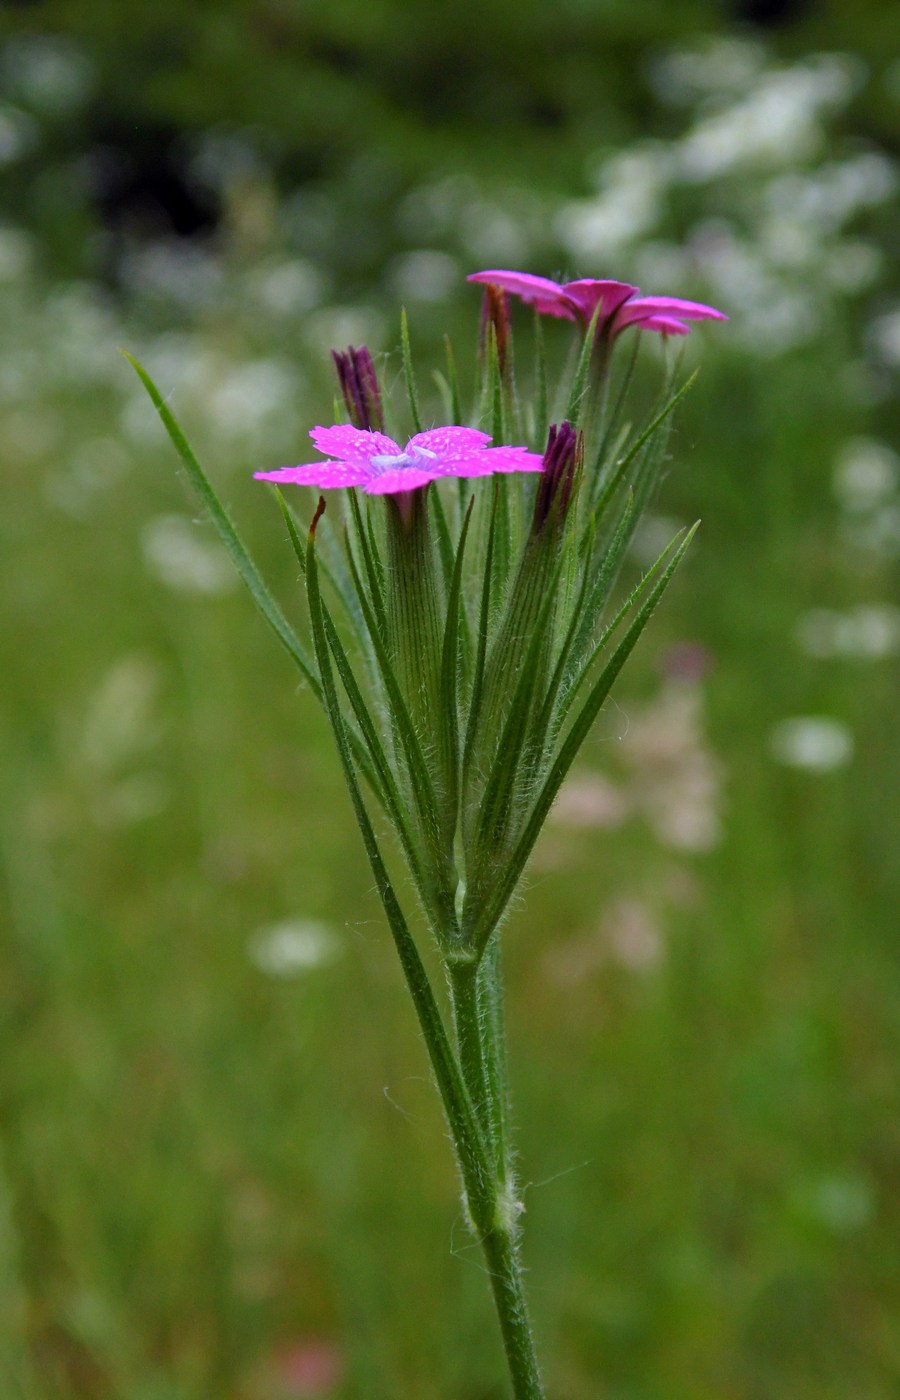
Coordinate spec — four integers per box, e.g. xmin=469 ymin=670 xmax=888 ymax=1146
xmin=1 ymin=3 xmax=899 ymax=1397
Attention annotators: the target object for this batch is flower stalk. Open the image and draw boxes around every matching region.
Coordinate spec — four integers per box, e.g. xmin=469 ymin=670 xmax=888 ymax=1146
xmin=128 ymin=264 xmax=725 ymax=1399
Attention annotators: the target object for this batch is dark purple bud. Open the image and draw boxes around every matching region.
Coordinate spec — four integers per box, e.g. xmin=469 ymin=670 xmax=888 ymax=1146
xmin=533 ymin=421 xmax=582 ymax=533
xmin=331 ymin=345 xmax=384 ymax=433
xmin=479 ymin=285 xmax=512 ymax=378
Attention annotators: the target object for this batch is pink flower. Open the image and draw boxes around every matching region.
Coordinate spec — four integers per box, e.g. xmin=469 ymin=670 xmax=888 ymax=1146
xmin=467 ymin=270 xmax=727 ymax=338
xmin=255 ymin=425 xmax=544 ymax=496
xmin=271 ymin=1338 xmax=344 ymax=1397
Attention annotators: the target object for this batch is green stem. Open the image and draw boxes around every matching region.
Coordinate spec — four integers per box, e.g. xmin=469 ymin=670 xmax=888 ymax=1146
xmin=481 ymin=1216 xmax=545 ymax=1400
xmin=479 ymin=932 xmax=511 ymax=1178
xmin=307 ymin=516 xmax=544 ymax=1398
xmin=449 ymin=944 xmax=542 ymax=1400
xmin=450 ymin=956 xmax=499 ymax=1163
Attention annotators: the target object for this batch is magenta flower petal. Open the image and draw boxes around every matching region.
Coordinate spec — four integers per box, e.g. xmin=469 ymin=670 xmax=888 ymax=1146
xmin=257 ymin=423 xmax=546 ymax=498
xmin=408 ymin=427 xmax=493 ymax=459
xmin=468 ymin=269 xmax=728 ymax=343
xmin=310 ymin=424 xmax=401 ymax=466
xmin=615 ymin=296 xmax=728 ymax=330
xmin=476 ymin=445 xmax=545 ymax=474
xmin=254 ymin=462 xmax=371 ymax=489
xmin=467 ymin=270 xmax=576 ymax=320
xmin=561 ymin=279 xmax=638 ymax=321
xmin=637 ymin=315 xmax=691 ymax=336
xmin=364 ymin=466 xmax=438 ymax=495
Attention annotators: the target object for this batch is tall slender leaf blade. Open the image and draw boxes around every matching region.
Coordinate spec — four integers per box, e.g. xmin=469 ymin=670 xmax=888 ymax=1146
xmin=305 ymin=500 xmax=490 ymax=1187
xmin=123 ymin=351 xmax=321 ymax=696
xmin=472 ymin=524 xmax=698 ymax=945
xmin=400 ymin=307 xmax=424 ymax=435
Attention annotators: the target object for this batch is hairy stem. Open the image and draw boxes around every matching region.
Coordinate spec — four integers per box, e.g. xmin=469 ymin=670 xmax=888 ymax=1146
xmin=449 ymin=943 xmax=541 ymax=1399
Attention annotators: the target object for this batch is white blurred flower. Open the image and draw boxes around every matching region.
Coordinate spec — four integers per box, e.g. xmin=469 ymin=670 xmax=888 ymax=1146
xmin=629 ymin=514 xmax=687 ymax=567
xmin=80 ymin=654 xmax=162 ymax=771
xmin=303 ymin=306 xmax=386 ymax=356
xmin=120 ymin=241 xmax=222 ymax=307
xmin=769 ymin=716 xmax=853 ymax=771
xmin=1 ymin=35 xmax=94 ymax=114
xmin=648 ymin=38 xmax=768 ymax=105
xmin=802 ymin=1173 xmax=876 ymax=1234
xmin=43 ymin=437 xmax=130 ymax=516
xmin=869 ymin=307 xmax=900 ymax=367
xmin=386 ymin=250 xmax=460 ymax=303
xmin=249 ymin=258 xmax=327 ymax=315
xmin=843 ymin=505 xmax=900 ymax=557
xmin=622 ymin=686 xmax=723 ymax=852
xmin=602 ymin=897 xmax=664 ymax=972
xmin=821 ymin=240 xmax=882 ymax=292
xmin=833 ymin=437 xmax=898 ymax=511
xmin=676 ymin=57 xmax=861 ymax=182
xmin=559 ymin=147 xmax=671 ymax=260
xmin=120 ymin=391 xmax=164 ymax=445
xmin=765 ymin=153 xmax=897 ymax=236
xmin=204 ymin=358 xmax=299 ymax=437
xmin=686 ymin=223 xmax=822 ymax=354
xmin=796 ymin=604 xmax=900 ymax=659
xmin=544 ymin=897 xmax=665 ymax=984
xmin=459 ymin=199 xmax=532 ymax=264
xmin=141 ymin=514 xmax=236 ymax=596
xmin=0 ymin=105 xmax=38 ymax=165
xmin=248 ymin=919 xmax=340 ymax=977
xmin=552 ymin=773 xmax=631 ymax=829
xmin=0 ymin=226 xmax=33 ymax=281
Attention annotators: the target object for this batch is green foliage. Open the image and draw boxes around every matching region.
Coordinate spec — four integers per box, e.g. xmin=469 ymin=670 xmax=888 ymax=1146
xmin=3 ymin=6 xmax=900 ymax=1395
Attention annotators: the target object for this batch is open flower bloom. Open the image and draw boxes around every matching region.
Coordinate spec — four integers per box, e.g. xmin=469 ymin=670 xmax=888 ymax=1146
xmin=255 ymin=425 xmax=544 ymax=496
xmin=468 ymin=270 xmax=727 ymax=338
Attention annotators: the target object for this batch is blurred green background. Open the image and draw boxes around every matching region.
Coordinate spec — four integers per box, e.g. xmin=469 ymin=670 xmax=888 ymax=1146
xmin=1 ymin=2 xmax=899 ymax=1397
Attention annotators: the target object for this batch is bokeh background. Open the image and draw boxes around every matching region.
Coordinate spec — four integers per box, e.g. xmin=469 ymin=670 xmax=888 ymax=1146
xmin=1 ymin=2 xmax=899 ymax=1397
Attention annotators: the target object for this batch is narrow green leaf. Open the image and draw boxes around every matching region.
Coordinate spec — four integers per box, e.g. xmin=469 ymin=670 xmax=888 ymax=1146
xmin=528 ymin=510 xmax=604 ymax=754
xmin=343 ymin=540 xmax=442 ymax=858
xmin=346 ymin=490 xmax=389 ymax=642
xmin=274 ymin=489 xmax=369 ymax=650
xmin=489 ymin=475 xmax=511 ymax=617
xmin=438 ymin=497 xmax=475 ymax=820
xmin=489 ymin=324 xmax=504 ymax=444
xmin=466 ymin=547 xmax=566 ymax=895
xmin=320 ymin=606 xmax=444 ymax=927
xmin=122 ymin=350 xmax=321 ymax=696
xmin=473 ymin=524 xmax=698 ymax=945
xmin=549 ymin=492 xmax=637 ymax=731
xmin=429 ymin=484 xmax=457 ymax=594
xmin=269 ymin=489 xmax=383 ymax=803
xmin=556 ymin=523 xmax=689 ymax=732
xmin=444 ymin=334 xmax=463 ymax=425
xmin=532 ymin=309 xmax=548 ymax=450
xmin=305 ymin=503 xmax=491 ymax=1203
xmin=591 ymin=370 xmax=698 ymax=517
xmin=462 ymin=484 xmax=499 ymax=776
xmin=400 ymin=307 xmax=423 ymax=435
xmin=590 ymin=330 xmax=641 ymax=480
xmin=563 ymin=303 xmax=603 ymax=425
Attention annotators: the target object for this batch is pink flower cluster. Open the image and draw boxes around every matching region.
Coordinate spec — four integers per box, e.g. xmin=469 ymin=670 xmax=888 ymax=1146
xmin=467 ymin=270 xmax=727 ymax=338
xmin=255 ymin=269 xmax=726 ymax=499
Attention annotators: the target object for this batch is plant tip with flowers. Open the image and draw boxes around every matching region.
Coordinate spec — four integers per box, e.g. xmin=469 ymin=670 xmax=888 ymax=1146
xmin=125 ymin=265 xmax=727 ymax=1400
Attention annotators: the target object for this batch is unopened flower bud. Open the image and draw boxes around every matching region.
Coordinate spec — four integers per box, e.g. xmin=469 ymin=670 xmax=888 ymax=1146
xmin=533 ymin=421 xmax=582 ymax=533
xmin=331 ymin=345 xmax=384 ymax=433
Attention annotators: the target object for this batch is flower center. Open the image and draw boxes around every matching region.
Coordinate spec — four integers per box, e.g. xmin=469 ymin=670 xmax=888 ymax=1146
xmin=370 ymin=446 xmax=437 ymax=474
